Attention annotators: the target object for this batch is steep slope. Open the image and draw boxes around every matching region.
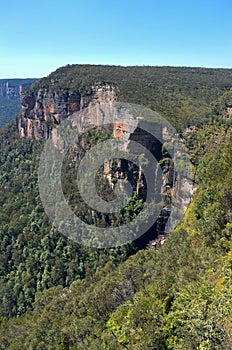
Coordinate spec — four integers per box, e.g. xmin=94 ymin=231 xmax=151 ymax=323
xmin=0 ymin=121 xmax=136 ymax=318
xmin=0 ymin=66 xmax=232 ymax=349
xmin=0 ymin=120 xmax=231 ymax=349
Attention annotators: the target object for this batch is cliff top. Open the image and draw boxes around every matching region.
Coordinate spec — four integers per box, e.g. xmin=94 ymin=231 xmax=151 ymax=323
xmin=24 ymin=64 xmax=232 ymax=130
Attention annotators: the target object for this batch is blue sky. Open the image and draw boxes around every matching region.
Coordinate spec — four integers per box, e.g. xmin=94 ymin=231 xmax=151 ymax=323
xmin=0 ymin=0 xmax=231 ymax=78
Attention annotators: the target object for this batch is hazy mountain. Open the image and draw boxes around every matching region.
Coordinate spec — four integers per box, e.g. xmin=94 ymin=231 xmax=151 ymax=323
xmin=0 ymin=79 xmax=36 ymax=128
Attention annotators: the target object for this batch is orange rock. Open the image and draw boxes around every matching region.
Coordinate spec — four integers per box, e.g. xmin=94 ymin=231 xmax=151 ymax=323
xmin=113 ymin=122 xmax=128 ymax=138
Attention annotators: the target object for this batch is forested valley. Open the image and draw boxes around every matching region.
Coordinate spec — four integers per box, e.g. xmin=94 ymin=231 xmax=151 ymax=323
xmin=0 ymin=65 xmax=231 ymax=349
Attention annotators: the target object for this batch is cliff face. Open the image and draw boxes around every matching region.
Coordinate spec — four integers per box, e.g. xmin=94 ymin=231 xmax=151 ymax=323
xmin=18 ymin=82 xmax=194 ymax=243
xmin=19 ymin=83 xmax=116 ymax=140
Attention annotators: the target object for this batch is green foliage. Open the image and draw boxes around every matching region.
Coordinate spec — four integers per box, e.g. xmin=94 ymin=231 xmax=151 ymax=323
xmin=0 ymin=123 xmax=136 ymax=319
xmin=212 ymin=88 xmax=232 ymax=115
xmin=0 ymin=97 xmax=20 ymax=128
xmin=26 ymin=64 xmax=232 ymax=131
xmin=0 ymin=121 xmax=231 ymax=349
xmin=0 ymin=70 xmax=232 ymax=349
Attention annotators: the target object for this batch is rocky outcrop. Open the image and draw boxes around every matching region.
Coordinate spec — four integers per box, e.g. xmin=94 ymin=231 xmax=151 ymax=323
xmin=19 ymin=83 xmax=116 ymax=140
xmin=18 ymin=81 xmax=194 ymax=243
xmin=224 ymin=107 xmax=232 ymax=121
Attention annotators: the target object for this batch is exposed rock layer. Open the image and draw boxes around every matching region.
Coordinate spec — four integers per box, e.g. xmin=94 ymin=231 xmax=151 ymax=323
xmin=19 ymin=83 xmax=116 ymax=140
xmin=18 ymin=82 xmax=194 ymax=242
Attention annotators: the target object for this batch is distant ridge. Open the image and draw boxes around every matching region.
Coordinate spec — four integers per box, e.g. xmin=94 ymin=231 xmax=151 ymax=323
xmin=0 ymin=78 xmax=37 ymax=128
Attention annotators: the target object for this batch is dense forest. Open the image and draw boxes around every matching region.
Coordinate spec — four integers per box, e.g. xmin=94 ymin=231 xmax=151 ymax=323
xmin=0 ymin=65 xmax=232 ymax=349
xmin=26 ymin=65 xmax=232 ymax=130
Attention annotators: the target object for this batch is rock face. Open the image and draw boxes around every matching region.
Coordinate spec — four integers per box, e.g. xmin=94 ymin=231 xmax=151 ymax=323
xmin=18 ymin=81 xmax=194 ymax=243
xmin=19 ymin=83 xmax=116 ymax=140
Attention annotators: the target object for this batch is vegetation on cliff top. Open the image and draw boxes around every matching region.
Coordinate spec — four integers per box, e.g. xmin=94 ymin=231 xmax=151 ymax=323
xmin=26 ymin=64 xmax=232 ymax=130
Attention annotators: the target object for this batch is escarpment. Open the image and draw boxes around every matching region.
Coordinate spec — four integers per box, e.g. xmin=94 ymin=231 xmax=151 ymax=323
xmin=18 ymin=79 xmax=194 ymax=246
xmin=19 ymin=83 xmax=117 ymax=140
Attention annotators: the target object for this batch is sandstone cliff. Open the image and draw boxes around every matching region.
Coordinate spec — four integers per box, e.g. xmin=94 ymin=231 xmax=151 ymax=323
xmin=18 ymin=81 xmax=194 ymax=244
xmin=19 ymin=83 xmax=116 ymax=140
